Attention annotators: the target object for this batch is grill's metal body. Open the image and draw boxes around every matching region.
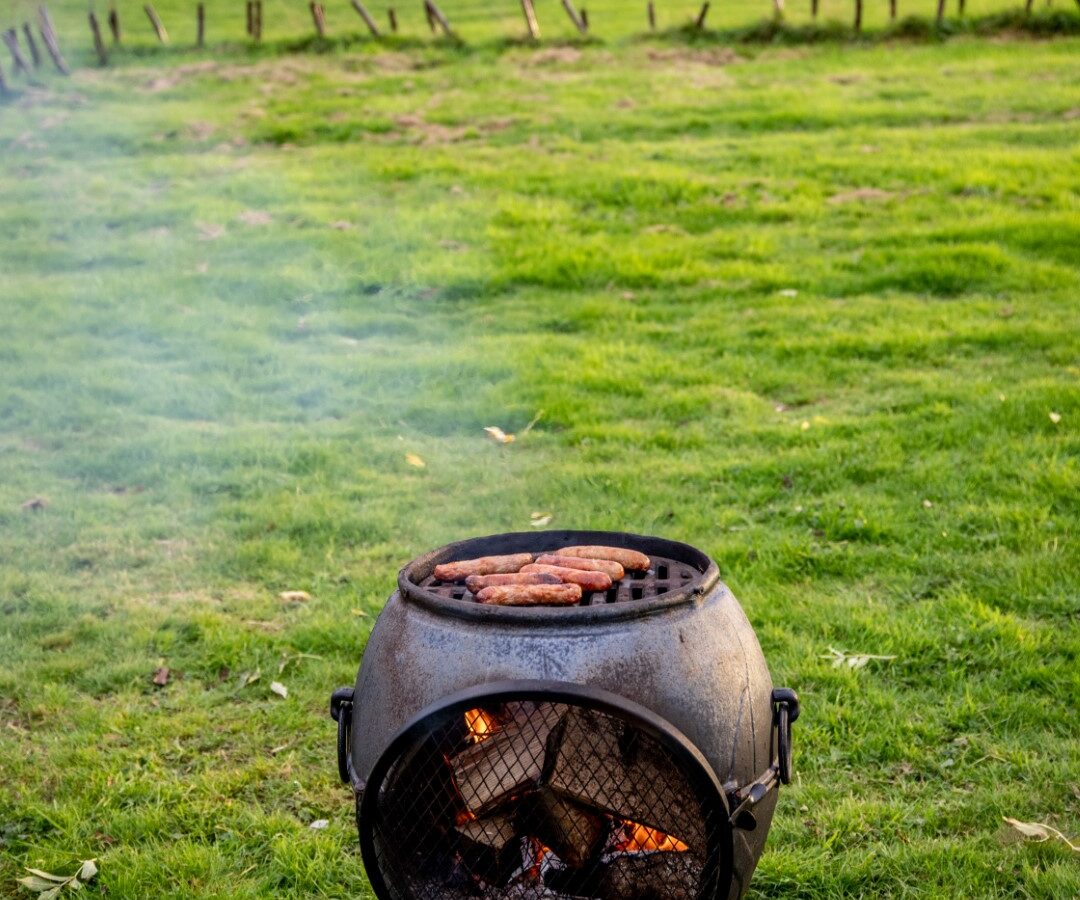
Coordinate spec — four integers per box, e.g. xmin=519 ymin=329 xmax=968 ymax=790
xmin=333 ymin=530 xmax=797 ymax=900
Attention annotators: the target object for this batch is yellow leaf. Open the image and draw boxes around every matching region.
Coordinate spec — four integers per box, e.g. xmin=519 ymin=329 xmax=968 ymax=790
xmin=405 ymin=453 xmax=426 ymax=468
xmin=484 ymin=426 xmax=515 ymax=444
xmin=1049 ymin=411 xmax=1061 ymax=424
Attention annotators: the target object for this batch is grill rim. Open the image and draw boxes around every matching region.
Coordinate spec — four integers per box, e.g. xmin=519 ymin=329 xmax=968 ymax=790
xmin=357 ymin=678 xmax=734 ymax=900
xmin=398 ymin=529 xmax=720 ymax=624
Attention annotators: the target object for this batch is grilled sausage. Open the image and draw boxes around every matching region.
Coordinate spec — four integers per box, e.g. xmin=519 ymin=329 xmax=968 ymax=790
xmin=521 ymin=563 xmax=612 ymax=592
xmin=465 ymin=572 xmax=562 ymax=594
xmin=535 ymin=554 xmax=625 ymax=580
xmin=555 ymin=545 xmax=651 ymax=572
xmin=475 ymin=583 xmax=583 ymax=606
xmin=433 ymin=553 xmax=533 ymax=582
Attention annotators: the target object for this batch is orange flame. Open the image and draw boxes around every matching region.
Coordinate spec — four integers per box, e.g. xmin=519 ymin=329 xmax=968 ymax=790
xmin=615 ymin=820 xmax=690 ymax=853
xmin=464 ymin=707 xmax=498 ymax=743
xmin=527 ymin=838 xmax=552 ymax=881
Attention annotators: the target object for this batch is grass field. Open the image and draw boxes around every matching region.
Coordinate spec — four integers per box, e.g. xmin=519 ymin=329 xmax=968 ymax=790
xmin=2 ymin=6 xmax=1080 ymax=897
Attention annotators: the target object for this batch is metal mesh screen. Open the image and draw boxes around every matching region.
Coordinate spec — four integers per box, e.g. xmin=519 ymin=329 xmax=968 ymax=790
xmin=364 ymin=699 xmax=723 ymax=900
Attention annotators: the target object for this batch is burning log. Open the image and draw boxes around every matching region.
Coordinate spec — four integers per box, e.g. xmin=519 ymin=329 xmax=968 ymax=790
xmin=451 ymin=702 xmax=562 ymax=816
xmin=530 ymin=787 xmax=607 ymax=869
xmin=543 ymin=707 xmax=705 ymax=854
xmin=598 ymin=851 xmax=700 ymax=899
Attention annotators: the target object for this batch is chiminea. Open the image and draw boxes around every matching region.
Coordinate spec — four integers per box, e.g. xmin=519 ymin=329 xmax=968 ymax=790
xmin=330 ymin=530 xmax=799 ymax=900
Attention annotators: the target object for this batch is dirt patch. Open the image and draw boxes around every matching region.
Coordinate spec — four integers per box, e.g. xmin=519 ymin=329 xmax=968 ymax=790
xmin=523 ymin=47 xmax=582 ymax=66
xmin=646 ymin=47 xmax=742 ymax=67
xmin=827 ymin=188 xmax=894 ymax=205
xmin=392 ymin=113 xmax=516 ymax=145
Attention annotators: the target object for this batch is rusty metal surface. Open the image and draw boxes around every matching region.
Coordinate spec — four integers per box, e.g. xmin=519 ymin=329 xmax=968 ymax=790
xmin=348 ymin=530 xmax=779 ymax=899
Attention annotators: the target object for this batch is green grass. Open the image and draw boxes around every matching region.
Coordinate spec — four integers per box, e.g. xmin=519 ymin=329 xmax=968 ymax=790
xmin=1 ymin=11 xmax=1079 ymax=900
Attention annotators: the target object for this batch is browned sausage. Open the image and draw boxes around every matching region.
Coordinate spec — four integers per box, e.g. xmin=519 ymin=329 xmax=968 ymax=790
xmin=535 ymin=554 xmax=624 ymax=580
xmin=434 ymin=553 xmax=533 ymax=582
xmin=475 ymin=583 xmax=583 ymax=606
xmin=556 ymin=545 xmax=650 ymax=572
xmin=465 ymin=572 xmax=561 ymax=593
xmin=521 ymin=563 xmax=613 ymax=592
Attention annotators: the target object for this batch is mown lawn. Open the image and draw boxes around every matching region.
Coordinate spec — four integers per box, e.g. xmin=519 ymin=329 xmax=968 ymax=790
xmin=1 ymin=12 xmax=1079 ymax=899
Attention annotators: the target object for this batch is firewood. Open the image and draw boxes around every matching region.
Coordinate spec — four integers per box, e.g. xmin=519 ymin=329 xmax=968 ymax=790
xmin=23 ymin=24 xmax=42 ymax=66
xmin=456 ymin=812 xmax=522 ymax=886
xmin=457 ymin=811 xmax=518 ymax=853
xmin=451 ymin=702 xmax=563 ymax=816
xmin=530 ymin=786 xmax=607 ymax=869
xmin=598 ymin=851 xmax=700 ymax=899
xmin=543 ymin=707 xmax=705 ymax=854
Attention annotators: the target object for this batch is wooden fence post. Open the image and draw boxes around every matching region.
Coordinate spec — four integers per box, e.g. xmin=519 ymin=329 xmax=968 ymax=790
xmin=811 ymin=0 xmax=819 ymax=18
xmin=388 ymin=7 xmax=397 ymax=30
xmin=255 ymin=0 xmax=263 ymax=39
xmin=144 ymin=4 xmax=169 ymax=42
xmin=854 ymin=0 xmax=862 ymax=30
xmin=889 ymin=0 xmax=897 ymax=19
xmin=107 ymin=6 xmax=120 ymax=41
xmin=0 ymin=58 xmax=7 ymax=95
xmin=196 ymin=2 xmax=205 ymax=45
xmin=521 ymin=0 xmax=540 ymax=38
xmin=647 ymin=1 xmax=655 ymax=28
xmin=2 ymin=29 xmax=31 ymax=75
xmin=351 ymin=0 xmax=381 ymax=36
xmin=773 ymin=0 xmax=784 ymax=18
xmin=37 ymin=6 xmax=70 ymax=74
xmin=88 ymin=11 xmax=108 ymax=64
xmin=936 ymin=0 xmax=946 ymax=22
xmin=580 ymin=7 xmax=588 ymax=28
xmin=694 ymin=3 xmax=709 ymax=27
xmin=310 ymin=2 xmax=327 ymax=36
xmin=424 ymin=0 xmax=454 ymax=36
xmin=561 ymin=0 xmax=588 ymax=33
xmin=246 ymin=0 xmax=253 ymax=36
xmin=957 ymin=0 xmax=964 ymax=13
xmin=22 ymin=23 xmax=42 ymax=66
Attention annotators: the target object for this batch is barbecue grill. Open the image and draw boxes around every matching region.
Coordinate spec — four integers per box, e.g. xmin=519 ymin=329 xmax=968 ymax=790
xmin=330 ymin=530 xmax=799 ymax=899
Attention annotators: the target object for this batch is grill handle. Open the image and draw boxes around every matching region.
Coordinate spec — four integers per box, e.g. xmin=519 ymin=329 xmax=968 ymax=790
xmin=330 ymin=686 xmax=355 ymax=785
xmin=726 ymin=687 xmax=799 ymax=829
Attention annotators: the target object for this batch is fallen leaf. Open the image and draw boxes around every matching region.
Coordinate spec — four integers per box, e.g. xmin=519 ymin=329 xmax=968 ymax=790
xmin=78 ymin=860 xmax=98 ymax=882
xmin=279 ymin=590 xmax=312 ymax=602
xmin=405 ymin=453 xmax=426 ymax=468
xmin=21 ymin=497 xmax=47 ymax=512
xmin=238 ymin=210 xmax=272 ymax=225
xmin=350 ymin=608 xmax=369 ymax=617
xmin=152 ymin=667 xmax=170 ymax=686
xmin=309 ymin=819 xmax=329 ymax=830
xmin=243 ymin=668 xmax=261 ymax=686
xmin=484 ymin=426 xmax=515 ymax=444
xmin=1049 ymin=411 xmax=1061 ymax=424
xmin=778 ymin=288 xmax=798 ymax=298
xmin=1003 ymin=817 xmax=1080 ymax=851
xmin=530 ymin=512 xmax=553 ymax=528
xmin=800 ymin=420 xmax=810 ymax=431
xmin=270 ymin=681 xmax=288 ymax=699
xmin=821 ymin=647 xmax=897 ymax=669
xmin=923 ymin=499 xmax=933 ymax=509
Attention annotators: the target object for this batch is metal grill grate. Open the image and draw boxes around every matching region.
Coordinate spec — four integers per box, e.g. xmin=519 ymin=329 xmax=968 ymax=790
xmin=365 ymin=699 xmax=722 ymax=900
xmin=419 ymin=555 xmax=701 ymax=606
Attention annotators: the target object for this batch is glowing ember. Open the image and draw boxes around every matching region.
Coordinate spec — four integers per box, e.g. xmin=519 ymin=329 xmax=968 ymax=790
xmin=464 ymin=707 xmax=498 ymax=743
xmin=615 ymin=820 xmax=690 ymax=853
xmin=527 ymin=837 xmax=552 ymax=881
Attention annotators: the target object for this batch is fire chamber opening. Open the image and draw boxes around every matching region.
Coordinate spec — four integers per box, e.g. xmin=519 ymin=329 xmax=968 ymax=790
xmin=364 ymin=698 xmax=724 ymax=900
